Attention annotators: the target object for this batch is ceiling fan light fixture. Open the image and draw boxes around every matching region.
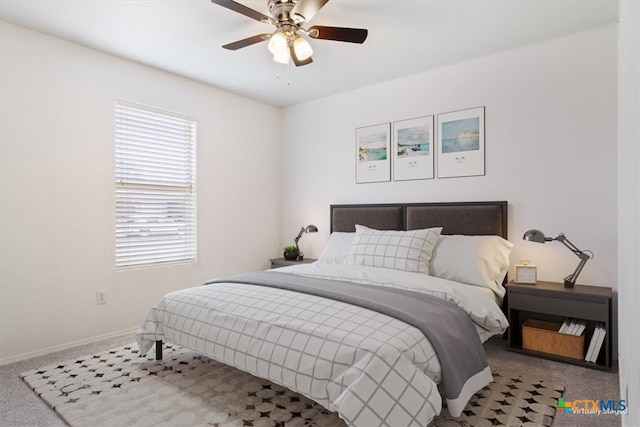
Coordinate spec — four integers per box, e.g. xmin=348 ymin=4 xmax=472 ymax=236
xmin=293 ymin=36 xmax=313 ymax=61
xmin=267 ymin=30 xmax=288 ymax=54
xmin=211 ymin=0 xmax=369 ymax=67
xmin=273 ymin=48 xmax=291 ymax=65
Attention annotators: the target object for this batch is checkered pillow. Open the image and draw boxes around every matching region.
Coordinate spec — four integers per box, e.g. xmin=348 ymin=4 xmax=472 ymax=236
xmin=344 ymin=225 xmax=442 ymax=273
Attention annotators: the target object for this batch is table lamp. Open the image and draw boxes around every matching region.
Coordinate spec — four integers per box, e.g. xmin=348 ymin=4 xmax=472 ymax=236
xmin=523 ymin=229 xmax=593 ymax=288
xmin=294 ymin=224 xmax=318 ymax=261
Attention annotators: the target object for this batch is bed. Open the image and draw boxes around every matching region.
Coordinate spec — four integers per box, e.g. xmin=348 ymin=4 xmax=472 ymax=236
xmin=136 ymin=201 xmax=511 ymax=426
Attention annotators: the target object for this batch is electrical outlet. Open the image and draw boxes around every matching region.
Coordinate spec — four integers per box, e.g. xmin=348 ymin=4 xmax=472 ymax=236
xmin=96 ymin=290 xmax=107 ymax=305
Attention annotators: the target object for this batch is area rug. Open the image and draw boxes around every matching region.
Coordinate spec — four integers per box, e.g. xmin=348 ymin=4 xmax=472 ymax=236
xmin=21 ymin=343 xmax=564 ymax=427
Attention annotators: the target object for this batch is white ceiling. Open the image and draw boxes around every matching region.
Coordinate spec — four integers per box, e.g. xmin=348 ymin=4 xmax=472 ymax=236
xmin=0 ymin=0 xmax=619 ymax=107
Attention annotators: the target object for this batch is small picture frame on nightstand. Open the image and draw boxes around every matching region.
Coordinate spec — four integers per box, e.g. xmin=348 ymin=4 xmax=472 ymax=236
xmin=514 ymin=263 xmax=537 ymax=284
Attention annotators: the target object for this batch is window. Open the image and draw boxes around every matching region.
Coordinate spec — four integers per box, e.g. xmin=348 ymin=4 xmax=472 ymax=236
xmin=115 ymin=101 xmax=196 ymax=269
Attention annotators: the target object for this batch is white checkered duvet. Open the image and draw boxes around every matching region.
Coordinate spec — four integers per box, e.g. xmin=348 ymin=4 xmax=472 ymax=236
xmin=136 ymin=264 xmax=508 ymax=427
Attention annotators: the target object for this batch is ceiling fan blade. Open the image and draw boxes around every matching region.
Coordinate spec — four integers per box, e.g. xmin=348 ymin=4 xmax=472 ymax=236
xmin=308 ymin=26 xmax=368 ymax=44
xmin=211 ymin=0 xmax=271 ymax=23
xmin=222 ymin=34 xmax=271 ymax=50
xmin=291 ymin=0 xmax=330 ymax=23
xmin=290 ymin=46 xmax=313 ymax=67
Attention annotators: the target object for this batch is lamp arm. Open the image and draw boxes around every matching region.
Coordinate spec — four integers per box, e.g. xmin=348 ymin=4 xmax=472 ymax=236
xmin=555 ymin=234 xmax=593 ymax=287
xmin=564 ymin=256 xmax=589 ymax=288
xmin=294 ymin=227 xmax=305 ymax=252
xmin=555 ymin=234 xmax=591 ymax=259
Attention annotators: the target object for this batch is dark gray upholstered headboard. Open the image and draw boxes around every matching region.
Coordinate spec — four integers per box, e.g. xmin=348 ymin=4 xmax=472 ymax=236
xmin=330 ymin=201 xmax=507 ymax=238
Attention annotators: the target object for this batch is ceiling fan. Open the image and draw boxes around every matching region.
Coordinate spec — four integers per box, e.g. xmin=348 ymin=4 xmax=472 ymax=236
xmin=211 ymin=0 xmax=368 ymax=66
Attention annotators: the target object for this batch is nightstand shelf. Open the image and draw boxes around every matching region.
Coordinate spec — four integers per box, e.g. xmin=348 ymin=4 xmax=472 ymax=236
xmin=506 ymin=281 xmax=613 ymax=370
xmin=269 ymin=258 xmax=317 ymax=269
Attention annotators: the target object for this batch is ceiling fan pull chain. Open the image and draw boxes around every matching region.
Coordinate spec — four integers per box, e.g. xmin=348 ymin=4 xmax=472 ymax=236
xmin=274 ymin=59 xmax=281 ymax=79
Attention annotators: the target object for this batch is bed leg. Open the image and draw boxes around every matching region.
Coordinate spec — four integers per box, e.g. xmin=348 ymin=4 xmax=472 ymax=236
xmin=155 ymin=340 xmax=163 ymax=360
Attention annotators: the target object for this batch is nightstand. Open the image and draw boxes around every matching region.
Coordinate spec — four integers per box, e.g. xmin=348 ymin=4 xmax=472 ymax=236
xmin=506 ymin=281 xmax=613 ymax=370
xmin=269 ymin=258 xmax=317 ymax=269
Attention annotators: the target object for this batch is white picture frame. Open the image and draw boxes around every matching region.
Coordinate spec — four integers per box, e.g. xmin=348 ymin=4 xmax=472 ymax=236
xmin=437 ymin=106 xmax=485 ymax=178
xmin=356 ymin=123 xmax=391 ymax=184
xmin=514 ymin=264 xmax=538 ymax=284
xmin=393 ymin=115 xmax=434 ymax=181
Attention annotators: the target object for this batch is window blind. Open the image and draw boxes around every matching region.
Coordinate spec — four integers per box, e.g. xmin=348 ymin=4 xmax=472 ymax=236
xmin=115 ymin=102 xmax=196 ymax=269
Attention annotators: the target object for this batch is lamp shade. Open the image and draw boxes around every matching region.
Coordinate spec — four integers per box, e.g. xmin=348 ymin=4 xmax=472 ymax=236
xmin=268 ymin=31 xmax=288 ymax=54
xmin=293 ymin=36 xmax=313 ymax=61
xmin=273 ymin=49 xmax=290 ymax=65
xmin=305 ymin=224 xmax=318 ymax=233
xmin=523 ymin=229 xmax=547 ymax=243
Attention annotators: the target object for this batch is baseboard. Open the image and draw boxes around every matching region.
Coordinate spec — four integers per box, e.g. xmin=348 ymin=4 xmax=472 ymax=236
xmin=0 ymin=327 xmax=138 ymax=366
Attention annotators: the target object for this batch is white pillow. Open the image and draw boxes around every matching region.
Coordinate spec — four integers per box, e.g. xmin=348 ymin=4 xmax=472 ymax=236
xmin=344 ymin=225 xmax=442 ymax=274
xmin=316 ymin=232 xmax=355 ymax=264
xmin=429 ymin=235 xmax=513 ymax=297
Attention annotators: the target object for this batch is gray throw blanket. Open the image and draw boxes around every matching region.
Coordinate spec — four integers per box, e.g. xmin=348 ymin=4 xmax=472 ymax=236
xmin=205 ymin=271 xmax=489 ymax=403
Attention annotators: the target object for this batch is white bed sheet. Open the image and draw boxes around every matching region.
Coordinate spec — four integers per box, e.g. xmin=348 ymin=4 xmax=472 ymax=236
xmin=281 ymin=263 xmax=507 ymax=341
xmin=136 ymin=264 xmax=507 ymax=427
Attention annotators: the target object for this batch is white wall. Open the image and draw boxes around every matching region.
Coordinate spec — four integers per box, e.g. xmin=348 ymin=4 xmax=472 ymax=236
xmin=281 ymin=26 xmax=618 ymax=294
xmin=0 ymin=21 xmax=282 ymax=364
xmin=617 ymin=1 xmax=640 ymax=425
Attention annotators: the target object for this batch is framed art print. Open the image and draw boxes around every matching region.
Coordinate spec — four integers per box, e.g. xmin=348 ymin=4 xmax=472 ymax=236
xmin=356 ymin=123 xmax=391 ymax=183
xmin=393 ymin=115 xmax=434 ymax=181
xmin=437 ymin=106 xmax=485 ymax=178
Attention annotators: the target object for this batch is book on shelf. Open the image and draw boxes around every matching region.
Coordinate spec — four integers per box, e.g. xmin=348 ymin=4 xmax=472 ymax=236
xmin=560 ymin=318 xmax=586 ymax=336
xmin=585 ymin=323 xmax=606 ymax=363
xmin=592 ymin=323 xmax=607 ymax=362
xmin=585 ymin=326 xmax=600 ymax=361
xmin=574 ymin=321 xmax=587 ymax=337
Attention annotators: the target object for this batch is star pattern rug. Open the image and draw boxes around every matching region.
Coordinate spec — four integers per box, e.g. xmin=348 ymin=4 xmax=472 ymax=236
xmin=21 ymin=342 xmax=563 ymax=427
xmin=430 ymin=370 xmax=564 ymax=426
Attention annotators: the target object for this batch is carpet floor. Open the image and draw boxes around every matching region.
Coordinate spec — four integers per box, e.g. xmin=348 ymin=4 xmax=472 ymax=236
xmin=20 ymin=341 xmax=563 ymax=427
xmin=2 ymin=335 xmax=620 ymax=427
